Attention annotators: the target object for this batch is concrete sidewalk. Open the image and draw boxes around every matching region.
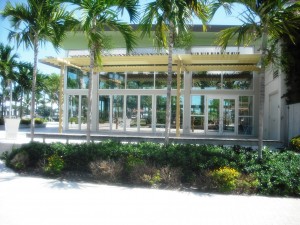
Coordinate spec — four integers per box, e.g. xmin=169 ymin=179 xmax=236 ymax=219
xmin=1 ymin=160 xmax=300 ymax=225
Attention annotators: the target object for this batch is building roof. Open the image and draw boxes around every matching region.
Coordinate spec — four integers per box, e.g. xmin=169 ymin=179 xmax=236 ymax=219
xmin=40 ymin=52 xmax=261 ymax=73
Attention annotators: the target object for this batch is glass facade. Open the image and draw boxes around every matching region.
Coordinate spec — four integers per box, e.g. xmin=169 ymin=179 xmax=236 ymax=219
xmin=192 ymin=72 xmax=253 ymax=90
xmin=67 ymin=67 xmax=89 ymax=89
xmin=65 ymin=66 xmax=256 ymax=136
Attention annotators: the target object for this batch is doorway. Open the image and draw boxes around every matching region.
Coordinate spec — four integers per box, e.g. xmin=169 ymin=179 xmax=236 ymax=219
xmin=206 ymin=96 xmax=237 ymax=135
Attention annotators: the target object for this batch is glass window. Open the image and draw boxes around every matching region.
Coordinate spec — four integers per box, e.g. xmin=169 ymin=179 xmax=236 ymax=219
xmin=223 ymin=72 xmax=253 ymax=90
xmin=191 ymin=95 xmax=205 ymax=133
xmin=68 ymin=95 xmax=79 ymax=129
xmin=155 ymin=72 xmax=183 ymax=89
xmin=112 ymin=95 xmax=124 ymax=131
xmin=67 ymin=67 xmax=89 ymax=89
xmin=99 ymin=72 xmax=125 ymax=89
xmin=140 ymin=96 xmax=152 ymax=132
xmin=192 ymin=72 xmax=221 ymax=90
xmin=126 ymin=95 xmax=138 ymax=130
xmin=238 ymin=96 xmax=253 ymax=135
xmin=127 ymin=72 xmax=154 ymax=89
xmin=99 ymin=95 xmax=110 ymax=130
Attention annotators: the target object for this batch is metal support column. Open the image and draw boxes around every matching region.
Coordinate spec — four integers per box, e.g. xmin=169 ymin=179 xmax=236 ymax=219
xmin=58 ymin=64 xmax=65 ymax=133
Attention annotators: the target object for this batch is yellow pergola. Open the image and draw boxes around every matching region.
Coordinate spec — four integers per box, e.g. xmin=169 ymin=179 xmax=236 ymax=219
xmin=40 ymin=53 xmax=261 ymax=136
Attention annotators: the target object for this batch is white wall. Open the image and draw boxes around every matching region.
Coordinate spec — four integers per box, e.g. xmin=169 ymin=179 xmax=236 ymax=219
xmin=287 ymin=103 xmax=300 ymax=141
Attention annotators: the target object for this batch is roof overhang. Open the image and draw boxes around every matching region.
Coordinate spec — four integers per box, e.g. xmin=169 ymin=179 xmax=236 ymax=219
xmin=40 ymin=53 xmax=261 ymax=73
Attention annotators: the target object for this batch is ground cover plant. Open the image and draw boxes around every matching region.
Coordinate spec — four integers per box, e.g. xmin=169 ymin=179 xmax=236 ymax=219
xmin=1 ymin=141 xmax=300 ymax=197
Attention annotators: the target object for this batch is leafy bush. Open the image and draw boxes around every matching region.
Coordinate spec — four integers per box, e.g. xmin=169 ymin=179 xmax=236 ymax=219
xmin=208 ymin=167 xmax=240 ymax=192
xmin=289 ymin=135 xmax=300 ymax=152
xmin=44 ymin=154 xmax=65 ymax=175
xmin=34 ymin=118 xmax=44 ymax=124
xmin=20 ymin=118 xmax=44 ymax=125
xmin=20 ymin=119 xmax=31 ymax=125
xmin=3 ymin=141 xmax=300 ymax=196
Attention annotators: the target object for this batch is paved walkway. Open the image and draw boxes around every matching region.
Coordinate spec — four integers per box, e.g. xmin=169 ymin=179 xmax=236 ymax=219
xmin=1 ymin=160 xmax=300 ymax=225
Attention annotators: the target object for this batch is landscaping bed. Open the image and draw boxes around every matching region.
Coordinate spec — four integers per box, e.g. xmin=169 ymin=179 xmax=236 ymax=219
xmin=1 ymin=141 xmax=300 ymax=197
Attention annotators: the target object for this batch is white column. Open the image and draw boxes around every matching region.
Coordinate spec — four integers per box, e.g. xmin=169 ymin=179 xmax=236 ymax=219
xmin=182 ymin=71 xmax=192 ymax=135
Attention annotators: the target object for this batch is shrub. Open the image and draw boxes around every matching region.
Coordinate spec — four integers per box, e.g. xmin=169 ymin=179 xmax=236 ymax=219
xmin=0 ymin=117 xmax=4 ymax=125
xmin=10 ymin=151 xmax=29 ymax=170
xmin=129 ymin=162 xmax=161 ymax=186
xmin=289 ymin=135 xmax=300 ymax=152
xmin=159 ymin=166 xmax=182 ymax=187
xmin=34 ymin=118 xmax=44 ymax=124
xmin=20 ymin=119 xmax=31 ymax=125
xmin=89 ymin=159 xmax=123 ymax=182
xmin=208 ymin=167 xmax=240 ymax=192
xmin=44 ymin=154 xmax=65 ymax=175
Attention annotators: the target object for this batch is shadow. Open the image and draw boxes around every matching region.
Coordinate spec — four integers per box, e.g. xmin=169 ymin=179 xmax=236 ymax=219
xmin=48 ymin=179 xmax=83 ymax=190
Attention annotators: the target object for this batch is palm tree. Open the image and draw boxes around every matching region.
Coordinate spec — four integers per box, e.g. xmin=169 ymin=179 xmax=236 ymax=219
xmin=0 ymin=43 xmax=18 ymax=118
xmin=44 ymin=73 xmax=60 ymax=120
xmin=1 ymin=0 xmax=75 ymax=141
xmin=140 ymin=0 xmax=209 ymax=145
xmin=62 ymin=0 xmax=138 ymax=143
xmin=215 ymin=0 xmax=300 ymax=159
xmin=15 ymin=62 xmax=33 ymax=118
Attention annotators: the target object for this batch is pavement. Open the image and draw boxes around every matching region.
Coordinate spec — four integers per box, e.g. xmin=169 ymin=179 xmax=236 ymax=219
xmin=1 ymin=160 xmax=300 ymax=225
xmin=1 ymin=122 xmax=300 ymax=225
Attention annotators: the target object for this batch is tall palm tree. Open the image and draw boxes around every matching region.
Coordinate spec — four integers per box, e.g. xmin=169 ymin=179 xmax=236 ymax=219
xmin=215 ymin=0 xmax=300 ymax=159
xmin=0 ymin=43 xmax=18 ymax=118
xmin=62 ymin=0 xmax=138 ymax=143
xmin=1 ymin=0 xmax=75 ymax=141
xmin=140 ymin=0 xmax=209 ymax=145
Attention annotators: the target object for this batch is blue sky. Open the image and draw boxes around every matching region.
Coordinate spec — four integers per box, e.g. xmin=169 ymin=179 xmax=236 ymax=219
xmin=0 ymin=0 xmax=244 ymax=75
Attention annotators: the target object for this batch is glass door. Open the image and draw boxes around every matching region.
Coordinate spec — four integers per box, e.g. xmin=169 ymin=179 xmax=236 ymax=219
xmin=206 ymin=96 xmax=237 ymax=135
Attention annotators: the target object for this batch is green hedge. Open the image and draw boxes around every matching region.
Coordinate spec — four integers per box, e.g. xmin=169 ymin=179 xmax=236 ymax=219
xmin=2 ymin=141 xmax=300 ymax=196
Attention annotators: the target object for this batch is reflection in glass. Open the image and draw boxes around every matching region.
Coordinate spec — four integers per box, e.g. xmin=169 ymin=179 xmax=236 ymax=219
xmin=223 ymin=72 xmax=253 ymax=90
xmin=223 ymin=99 xmax=235 ymax=133
xmin=68 ymin=95 xmax=79 ymax=129
xmin=67 ymin=67 xmax=89 ymax=89
xmin=112 ymin=95 xmax=124 ymax=131
xmin=80 ymin=95 xmax=88 ymax=130
xmin=156 ymin=96 xmax=166 ymax=131
xmin=238 ymin=96 xmax=253 ymax=135
xmin=238 ymin=117 xmax=253 ymax=135
xmin=127 ymin=72 xmax=154 ymax=89
xmin=155 ymin=72 xmax=183 ymax=89
xmin=99 ymin=72 xmax=125 ymax=89
xmin=126 ymin=95 xmax=138 ymax=131
xmin=191 ymin=95 xmax=205 ymax=133
xmin=99 ymin=95 xmax=110 ymax=130
xmin=140 ymin=96 xmax=152 ymax=132
xmin=192 ymin=72 xmax=221 ymax=90
xmin=207 ymin=98 xmax=220 ymax=132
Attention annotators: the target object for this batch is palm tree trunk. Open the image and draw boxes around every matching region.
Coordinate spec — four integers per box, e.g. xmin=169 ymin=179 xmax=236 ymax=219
xmin=164 ymin=28 xmax=174 ymax=146
xmin=87 ymin=47 xmax=95 ymax=143
xmin=258 ymin=29 xmax=268 ymax=160
xmin=30 ymin=35 xmax=38 ymax=142
xmin=20 ymin=89 xmax=24 ymax=118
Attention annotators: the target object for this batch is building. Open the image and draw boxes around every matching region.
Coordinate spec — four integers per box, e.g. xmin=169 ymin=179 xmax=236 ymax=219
xmin=41 ymin=25 xmax=289 ymax=144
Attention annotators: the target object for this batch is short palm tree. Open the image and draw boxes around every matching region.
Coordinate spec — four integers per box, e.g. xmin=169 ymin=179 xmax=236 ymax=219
xmin=61 ymin=0 xmax=138 ymax=142
xmin=0 ymin=43 xmax=18 ymax=118
xmin=215 ymin=0 xmax=300 ymax=159
xmin=1 ymin=0 xmax=75 ymax=141
xmin=140 ymin=0 xmax=209 ymax=145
